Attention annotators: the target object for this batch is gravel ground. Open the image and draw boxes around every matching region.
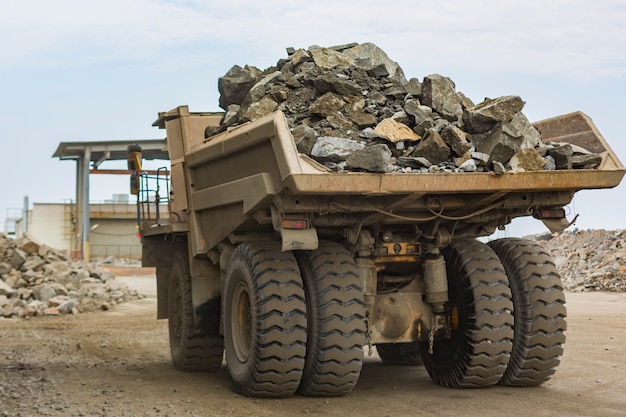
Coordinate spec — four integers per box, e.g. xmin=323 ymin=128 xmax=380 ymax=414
xmin=1 ymin=269 xmax=626 ymax=417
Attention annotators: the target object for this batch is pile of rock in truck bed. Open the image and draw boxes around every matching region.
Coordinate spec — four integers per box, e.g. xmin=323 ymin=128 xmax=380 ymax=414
xmin=211 ymin=42 xmax=601 ymax=173
xmin=0 ymin=234 xmax=144 ymax=318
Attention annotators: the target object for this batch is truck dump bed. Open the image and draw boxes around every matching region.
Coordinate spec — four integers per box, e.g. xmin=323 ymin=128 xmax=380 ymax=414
xmin=152 ymin=107 xmax=624 ymax=257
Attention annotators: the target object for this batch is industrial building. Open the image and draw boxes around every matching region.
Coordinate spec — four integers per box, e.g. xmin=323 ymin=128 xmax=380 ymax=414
xmin=0 ymin=139 xmax=173 ymax=260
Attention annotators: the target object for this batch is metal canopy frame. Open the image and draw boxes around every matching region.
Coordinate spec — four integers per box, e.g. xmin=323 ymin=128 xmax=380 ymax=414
xmin=52 ymin=139 xmax=169 ymax=261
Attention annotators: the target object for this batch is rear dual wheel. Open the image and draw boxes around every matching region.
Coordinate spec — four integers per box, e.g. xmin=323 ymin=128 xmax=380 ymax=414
xmin=223 ymin=241 xmax=365 ymax=397
xmin=489 ymin=238 xmax=567 ymax=386
xmin=420 ymin=239 xmax=514 ymax=388
xmin=296 ymin=241 xmax=366 ymax=396
xmin=168 ymin=249 xmax=224 ymax=372
xmin=223 ymin=242 xmax=307 ymax=397
xmin=420 ymin=238 xmax=566 ymax=389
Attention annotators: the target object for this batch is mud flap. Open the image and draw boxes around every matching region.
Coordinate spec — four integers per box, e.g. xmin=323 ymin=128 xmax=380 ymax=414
xmin=281 ymin=228 xmax=319 ymax=251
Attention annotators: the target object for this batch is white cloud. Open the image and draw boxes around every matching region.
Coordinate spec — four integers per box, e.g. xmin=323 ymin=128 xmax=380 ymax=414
xmin=1 ymin=0 xmax=624 ymax=78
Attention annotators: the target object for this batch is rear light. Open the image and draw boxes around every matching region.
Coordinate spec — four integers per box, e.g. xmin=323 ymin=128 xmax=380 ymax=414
xmin=281 ymin=219 xmax=308 ymax=229
xmin=534 ymin=207 xmax=566 ymax=219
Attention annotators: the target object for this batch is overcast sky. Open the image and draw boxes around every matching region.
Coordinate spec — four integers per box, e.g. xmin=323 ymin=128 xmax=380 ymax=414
xmin=1 ymin=0 xmax=624 ymax=238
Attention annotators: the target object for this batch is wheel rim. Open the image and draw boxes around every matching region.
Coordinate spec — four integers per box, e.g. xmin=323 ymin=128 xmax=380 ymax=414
xmin=450 ymin=304 xmax=460 ymax=333
xmin=231 ymin=281 xmax=252 ymax=363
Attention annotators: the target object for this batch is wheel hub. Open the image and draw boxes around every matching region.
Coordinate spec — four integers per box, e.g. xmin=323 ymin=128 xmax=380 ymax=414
xmin=231 ymin=281 xmax=252 ymax=363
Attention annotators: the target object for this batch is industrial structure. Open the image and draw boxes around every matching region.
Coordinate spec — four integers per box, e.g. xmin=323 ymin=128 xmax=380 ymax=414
xmin=52 ymin=139 xmax=169 ymax=260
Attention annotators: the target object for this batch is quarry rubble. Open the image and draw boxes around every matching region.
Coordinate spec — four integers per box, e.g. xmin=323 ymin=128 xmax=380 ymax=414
xmin=3 ymin=225 xmax=625 ymax=321
xmin=537 ymin=228 xmax=626 ymax=292
xmin=210 ymin=42 xmax=602 ymax=174
xmin=0 ymin=233 xmax=144 ymax=318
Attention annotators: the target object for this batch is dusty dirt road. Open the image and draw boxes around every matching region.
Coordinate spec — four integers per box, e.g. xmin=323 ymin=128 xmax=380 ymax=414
xmin=1 ymin=271 xmax=625 ymax=417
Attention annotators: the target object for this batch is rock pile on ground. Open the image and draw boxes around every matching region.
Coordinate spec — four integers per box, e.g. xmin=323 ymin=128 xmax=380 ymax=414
xmin=0 ymin=234 xmax=144 ymax=318
xmin=537 ymin=229 xmax=626 ymax=292
xmin=210 ymin=42 xmax=602 ymax=174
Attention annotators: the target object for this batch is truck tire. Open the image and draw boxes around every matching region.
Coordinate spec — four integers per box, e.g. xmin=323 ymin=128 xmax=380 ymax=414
xmin=224 ymin=242 xmax=307 ymax=397
xmin=295 ymin=241 xmax=366 ymax=396
xmin=376 ymin=343 xmax=423 ymax=366
xmin=168 ymin=249 xmax=224 ymax=372
xmin=420 ymin=239 xmax=514 ymax=388
xmin=488 ymin=238 xmax=567 ymax=386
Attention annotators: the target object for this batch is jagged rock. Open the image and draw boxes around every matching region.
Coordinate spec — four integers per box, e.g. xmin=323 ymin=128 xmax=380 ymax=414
xmin=17 ymin=235 xmax=40 ymax=255
xmin=544 ymin=155 xmax=557 ymax=170
xmin=465 ymin=96 xmax=525 ymax=133
xmin=32 ymin=283 xmax=56 ymax=303
xmin=439 ymin=124 xmax=470 ymax=157
xmin=311 ymin=136 xmax=365 ymax=162
xmin=405 ymin=78 xmax=422 ymax=96
xmin=459 ymin=92 xmax=476 ymax=109
xmin=309 ymin=92 xmax=346 ymax=117
xmin=221 ymin=105 xmax=240 ymax=129
xmin=0 ymin=280 xmax=14 ymax=296
xmin=509 ymin=148 xmax=546 ymax=172
xmin=572 ymin=153 xmax=602 ymax=168
xmin=314 ymin=74 xmax=362 ymax=96
xmin=568 ymin=143 xmax=595 ymax=155
xmin=548 ymin=144 xmax=574 ymax=170
xmin=506 ymin=112 xmax=542 ymax=149
xmin=348 ymin=107 xmax=378 ymax=129
xmin=476 ymin=125 xmax=521 ymax=164
xmin=290 ymin=48 xmax=313 ymax=67
xmin=292 ymin=124 xmax=317 ymax=154
xmin=454 ymin=151 xmax=471 ymax=167
xmin=411 ymin=130 xmax=451 ymax=164
xmin=397 ymin=156 xmax=432 ymax=169
xmin=373 ymin=118 xmax=420 ymax=143
xmin=74 ymin=269 xmax=91 ymax=281
xmin=421 ymin=74 xmax=463 ymax=123
xmin=0 ymin=233 xmax=143 ymax=318
xmin=471 ymin=151 xmax=490 ymax=166
xmin=268 ymin=84 xmax=290 ymax=102
xmin=391 ymin=110 xmax=411 ymax=125
xmin=242 ymin=96 xmax=278 ymax=122
xmin=346 ymin=144 xmax=391 ymax=172
xmin=459 ymin=158 xmax=477 ymax=172
xmin=327 ymin=114 xmax=353 ymax=130
xmin=0 ymin=262 xmax=10 ymax=275
xmin=208 ymin=42 xmax=604 ymax=175
xmin=11 ymin=249 xmax=26 ymax=269
xmin=538 ymin=229 xmax=626 ymax=292
xmin=43 ymin=307 xmax=60 ymax=316
xmin=218 ymin=65 xmax=262 ymax=110
xmin=309 ymin=46 xmax=356 ymax=70
xmin=492 ymin=161 xmax=507 ymax=174
xmin=404 ymin=99 xmax=432 ymax=125
xmin=22 ymin=257 xmax=47 ymax=272
xmin=57 ymin=299 xmax=78 ymax=314
xmin=342 ymin=42 xmax=406 ymax=82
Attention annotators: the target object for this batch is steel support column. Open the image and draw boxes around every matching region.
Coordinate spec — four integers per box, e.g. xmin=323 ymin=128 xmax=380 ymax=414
xmin=82 ymin=148 xmax=91 ymax=262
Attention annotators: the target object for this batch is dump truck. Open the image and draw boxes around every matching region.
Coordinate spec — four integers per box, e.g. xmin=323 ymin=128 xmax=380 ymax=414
xmin=136 ymin=105 xmax=624 ymax=397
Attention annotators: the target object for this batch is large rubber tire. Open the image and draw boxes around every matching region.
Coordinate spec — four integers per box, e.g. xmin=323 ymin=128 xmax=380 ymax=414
xmin=488 ymin=238 xmax=567 ymax=386
xmin=376 ymin=343 xmax=423 ymax=366
xmin=224 ymin=242 xmax=307 ymax=397
xmin=168 ymin=249 xmax=224 ymax=372
xmin=295 ymin=241 xmax=366 ymax=396
xmin=420 ymin=239 xmax=514 ymax=388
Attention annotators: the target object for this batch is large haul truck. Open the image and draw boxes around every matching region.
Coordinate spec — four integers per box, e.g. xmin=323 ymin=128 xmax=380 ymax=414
xmin=136 ymin=105 xmax=624 ymax=397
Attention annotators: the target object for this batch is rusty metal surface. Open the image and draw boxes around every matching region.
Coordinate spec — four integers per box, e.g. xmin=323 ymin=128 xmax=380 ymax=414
xmin=155 ymin=107 xmax=625 ymax=255
xmin=283 ymin=168 xmax=624 ymax=195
